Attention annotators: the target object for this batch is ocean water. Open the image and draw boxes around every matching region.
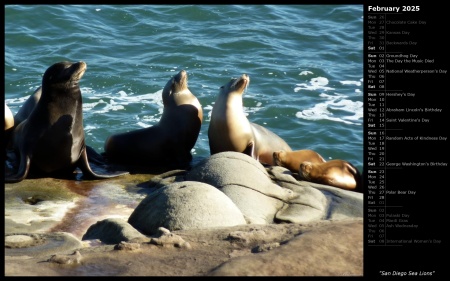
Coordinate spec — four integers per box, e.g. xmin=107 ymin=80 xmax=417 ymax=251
xmin=4 ymin=4 xmax=364 ymax=171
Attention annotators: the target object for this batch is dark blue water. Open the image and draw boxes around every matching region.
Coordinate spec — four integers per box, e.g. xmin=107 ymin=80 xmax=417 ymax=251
xmin=4 ymin=5 xmax=364 ymax=171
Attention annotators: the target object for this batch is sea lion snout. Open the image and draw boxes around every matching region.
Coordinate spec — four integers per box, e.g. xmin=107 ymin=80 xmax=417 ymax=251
xmin=230 ymin=74 xmax=249 ymax=92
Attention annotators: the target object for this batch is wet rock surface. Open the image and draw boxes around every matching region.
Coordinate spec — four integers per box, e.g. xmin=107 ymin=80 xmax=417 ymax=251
xmin=5 ymin=232 xmax=83 ymax=258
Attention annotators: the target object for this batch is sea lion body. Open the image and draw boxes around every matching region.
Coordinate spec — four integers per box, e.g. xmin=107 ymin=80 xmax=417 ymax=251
xmin=208 ymin=74 xmax=292 ymax=166
xmin=273 ymin=149 xmax=326 ymax=172
xmin=104 ymin=70 xmax=202 ymax=168
xmin=299 ymin=159 xmax=363 ymax=192
xmin=5 ymin=61 xmax=128 ymax=183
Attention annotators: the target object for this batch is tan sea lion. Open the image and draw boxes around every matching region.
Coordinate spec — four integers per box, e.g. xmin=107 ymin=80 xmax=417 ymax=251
xmin=208 ymin=74 xmax=292 ymax=165
xmin=5 ymin=103 xmax=15 ymax=150
xmin=299 ymin=159 xmax=363 ymax=193
xmin=273 ymin=149 xmax=326 ymax=173
xmin=5 ymin=61 xmax=129 ymax=183
xmin=5 ymin=103 xmax=14 ymax=131
xmin=104 ymin=69 xmax=203 ymax=169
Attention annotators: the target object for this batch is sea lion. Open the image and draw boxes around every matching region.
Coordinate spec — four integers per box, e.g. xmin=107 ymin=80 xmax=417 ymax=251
xmin=273 ymin=149 xmax=326 ymax=173
xmin=5 ymin=103 xmax=15 ymax=151
xmin=104 ymin=69 xmax=202 ymax=169
xmin=208 ymin=74 xmax=292 ymax=165
xmin=299 ymin=159 xmax=363 ymax=193
xmin=5 ymin=61 xmax=128 ymax=183
xmin=5 ymin=103 xmax=14 ymax=131
xmin=6 ymin=87 xmax=43 ymax=151
xmin=13 ymin=86 xmax=42 ymax=127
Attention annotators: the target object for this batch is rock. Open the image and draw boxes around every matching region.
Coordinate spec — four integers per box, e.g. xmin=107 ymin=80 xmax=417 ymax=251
xmin=268 ymin=165 xmax=363 ymax=220
xmin=5 ymin=232 xmax=83 ymax=258
xmin=186 ymin=152 xmax=328 ymax=224
xmin=82 ymin=218 xmax=149 ymax=244
xmin=5 ymin=219 xmax=363 ymax=276
xmin=128 ymin=181 xmax=246 ymax=235
xmin=149 ymin=227 xmax=192 ymax=249
xmin=186 ymin=151 xmax=270 ymax=186
xmin=305 ymin=183 xmax=364 ymax=220
xmin=208 ymin=219 xmax=363 ymax=276
xmin=47 ymin=251 xmax=82 ymax=265
xmin=227 ymin=229 xmax=270 ymax=245
xmin=4 ymin=178 xmax=83 ymax=234
xmin=186 ymin=152 xmax=291 ymax=224
xmin=4 ymin=175 xmax=154 ymax=239
xmin=252 ymin=242 xmax=281 ymax=253
xmin=114 ymin=241 xmax=141 ymax=251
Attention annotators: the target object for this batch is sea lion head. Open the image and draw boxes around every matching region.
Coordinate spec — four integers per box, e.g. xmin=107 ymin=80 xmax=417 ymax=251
xmin=220 ymin=74 xmax=250 ymax=96
xmin=299 ymin=160 xmax=363 ymax=192
xmin=42 ymin=61 xmax=86 ymax=90
xmin=273 ymin=150 xmax=286 ymax=167
xmin=162 ymin=69 xmax=189 ymax=106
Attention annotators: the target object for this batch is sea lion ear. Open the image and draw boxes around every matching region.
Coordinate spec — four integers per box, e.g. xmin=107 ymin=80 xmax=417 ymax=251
xmin=273 ymin=151 xmax=282 ymax=166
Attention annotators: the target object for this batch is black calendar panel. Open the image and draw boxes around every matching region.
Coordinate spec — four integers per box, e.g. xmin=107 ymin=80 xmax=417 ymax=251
xmin=364 ymin=3 xmax=447 ymax=278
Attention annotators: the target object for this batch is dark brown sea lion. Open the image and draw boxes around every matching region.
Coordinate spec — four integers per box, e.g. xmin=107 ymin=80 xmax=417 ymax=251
xmin=13 ymin=86 xmax=42 ymax=127
xmin=299 ymin=159 xmax=363 ymax=193
xmin=273 ymin=149 xmax=326 ymax=172
xmin=104 ymin=69 xmax=203 ymax=169
xmin=5 ymin=61 xmax=128 ymax=183
xmin=208 ymin=74 xmax=292 ymax=165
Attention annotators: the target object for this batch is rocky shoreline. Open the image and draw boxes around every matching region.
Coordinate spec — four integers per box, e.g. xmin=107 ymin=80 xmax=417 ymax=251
xmin=5 ymin=219 xmax=363 ymax=276
xmin=4 ymin=152 xmax=363 ymax=276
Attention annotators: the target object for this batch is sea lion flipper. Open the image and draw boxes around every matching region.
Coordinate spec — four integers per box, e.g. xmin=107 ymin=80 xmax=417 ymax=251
xmin=5 ymin=154 xmax=31 ymax=183
xmin=85 ymin=145 xmax=108 ymax=166
xmin=243 ymin=141 xmax=256 ymax=159
xmin=78 ymin=148 xmax=129 ymax=179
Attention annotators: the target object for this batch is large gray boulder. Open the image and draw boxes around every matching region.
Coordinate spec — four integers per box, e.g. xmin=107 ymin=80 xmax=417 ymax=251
xmin=186 ymin=152 xmax=328 ymax=224
xmin=128 ymin=181 xmax=246 ymax=235
xmin=125 ymin=152 xmax=362 ymax=238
